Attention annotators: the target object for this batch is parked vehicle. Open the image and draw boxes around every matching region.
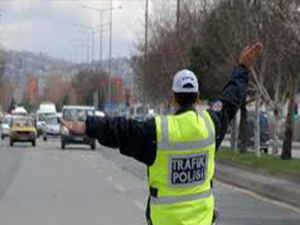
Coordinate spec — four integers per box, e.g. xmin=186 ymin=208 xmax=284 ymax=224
xmin=1 ymin=114 xmax=12 ymax=139
xmin=240 ymin=111 xmax=270 ymax=153
xmin=130 ymin=105 xmax=156 ymax=121
xmin=95 ymin=110 xmax=105 ymax=117
xmin=42 ymin=115 xmax=61 ymax=141
xmin=61 ymin=106 xmax=96 ymax=150
xmin=36 ymin=102 xmax=57 ymax=136
xmin=147 ymin=108 xmax=157 ymax=118
xmin=9 ymin=116 xmax=37 ymax=147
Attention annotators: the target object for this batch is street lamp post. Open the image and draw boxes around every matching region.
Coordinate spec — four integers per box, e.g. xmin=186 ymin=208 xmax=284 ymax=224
xmin=81 ymin=5 xmax=122 ymax=68
xmin=176 ymin=0 xmax=181 ymax=33
xmin=143 ymin=0 xmax=149 ymax=119
xmin=75 ymin=25 xmax=99 ymax=65
xmin=100 ymin=13 xmax=103 ymax=67
xmin=109 ymin=0 xmax=113 ymax=74
xmin=81 ymin=4 xmax=122 ymax=106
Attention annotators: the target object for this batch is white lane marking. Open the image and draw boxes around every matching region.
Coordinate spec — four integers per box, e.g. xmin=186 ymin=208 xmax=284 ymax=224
xmin=216 ymin=181 xmax=300 ymax=214
xmin=133 ymin=199 xmax=145 ymax=211
xmin=92 ymin=163 xmax=99 ymax=169
xmin=95 ymin=169 xmax=103 ymax=174
xmin=113 ymin=183 xmax=126 ymax=194
xmin=81 ymin=155 xmax=89 ymax=161
xmin=105 ymin=176 xmax=113 ymax=182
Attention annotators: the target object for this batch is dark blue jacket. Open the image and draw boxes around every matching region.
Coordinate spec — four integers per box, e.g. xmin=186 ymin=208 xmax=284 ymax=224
xmin=86 ymin=65 xmax=249 ymax=166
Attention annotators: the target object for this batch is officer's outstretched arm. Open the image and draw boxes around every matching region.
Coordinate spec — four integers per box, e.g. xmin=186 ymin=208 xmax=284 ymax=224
xmin=86 ymin=115 xmax=157 ymax=165
xmin=209 ymin=42 xmax=262 ymax=149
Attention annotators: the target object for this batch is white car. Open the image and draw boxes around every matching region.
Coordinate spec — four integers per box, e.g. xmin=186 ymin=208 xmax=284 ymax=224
xmin=42 ymin=115 xmax=61 ymax=141
xmin=36 ymin=111 xmax=57 ymax=137
xmin=1 ymin=115 xmax=12 ymax=139
xmin=12 ymin=107 xmax=27 ymax=116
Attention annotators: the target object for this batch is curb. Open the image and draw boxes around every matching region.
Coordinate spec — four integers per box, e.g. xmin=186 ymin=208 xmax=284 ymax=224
xmin=215 ymin=161 xmax=300 ymax=210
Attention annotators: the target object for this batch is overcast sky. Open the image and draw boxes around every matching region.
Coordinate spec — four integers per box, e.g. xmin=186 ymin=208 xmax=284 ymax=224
xmin=0 ymin=0 xmax=176 ymax=61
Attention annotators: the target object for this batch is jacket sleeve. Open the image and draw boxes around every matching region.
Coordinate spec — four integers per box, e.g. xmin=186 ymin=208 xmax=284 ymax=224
xmin=208 ymin=65 xmax=249 ymax=150
xmin=86 ymin=116 xmax=157 ymax=166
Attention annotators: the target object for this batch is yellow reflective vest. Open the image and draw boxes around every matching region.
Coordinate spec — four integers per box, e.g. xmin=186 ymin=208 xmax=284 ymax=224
xmin=148 ymin=110 xmax=216 ymax=225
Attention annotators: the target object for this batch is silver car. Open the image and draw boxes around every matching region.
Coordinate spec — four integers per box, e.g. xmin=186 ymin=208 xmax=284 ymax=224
xmin=1 ymin=115 xmax=12 ymax=139
xmin=42 ymin=115 xmax=61 ymax=141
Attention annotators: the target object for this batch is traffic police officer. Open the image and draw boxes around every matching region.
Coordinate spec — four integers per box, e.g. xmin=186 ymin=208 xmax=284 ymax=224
xmin=66 ymin=42 xmax=262 ymax=225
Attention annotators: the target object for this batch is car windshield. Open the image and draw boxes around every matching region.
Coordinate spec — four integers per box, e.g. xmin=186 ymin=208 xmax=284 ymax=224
xmin=12 ymin=117 xmax=34 ymax=127
xmin=136 ymin=106 xmax=146 ymax=115
xmin=63 ymin=108 xmax=90 ymax=122
xmin=45 ymin=117 xmax=58 ymax=125
xmin=38 ymin=113 xmax=56 ymax=122
xmin=2 ymin=117 xmax=11 ymax=125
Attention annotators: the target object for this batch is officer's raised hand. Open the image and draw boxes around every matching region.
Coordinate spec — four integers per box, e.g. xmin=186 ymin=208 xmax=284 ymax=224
xmin=239 ymin=42 xmax=263 ymax=69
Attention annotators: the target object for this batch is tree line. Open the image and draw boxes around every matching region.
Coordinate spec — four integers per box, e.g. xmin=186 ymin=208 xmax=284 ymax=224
xmin=21 ymin=69 xmax=110 ymax=112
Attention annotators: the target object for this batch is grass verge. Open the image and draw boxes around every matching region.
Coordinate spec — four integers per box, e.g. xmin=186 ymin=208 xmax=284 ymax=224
xmin=217 ymin=147 xmax=300 ymax=177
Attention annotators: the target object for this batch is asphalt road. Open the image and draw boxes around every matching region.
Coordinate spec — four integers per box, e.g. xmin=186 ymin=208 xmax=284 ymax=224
xmin=0 ymin=138 xmax=299 ymax=225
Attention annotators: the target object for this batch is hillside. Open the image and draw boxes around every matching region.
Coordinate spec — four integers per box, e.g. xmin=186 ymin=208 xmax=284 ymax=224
xmin=0 ymin=49 xmax=134 ymax=103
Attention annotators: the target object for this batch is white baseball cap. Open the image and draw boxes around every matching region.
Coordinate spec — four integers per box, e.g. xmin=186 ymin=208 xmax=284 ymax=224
xmin=172 ymin=69 xmax=199 ymax=93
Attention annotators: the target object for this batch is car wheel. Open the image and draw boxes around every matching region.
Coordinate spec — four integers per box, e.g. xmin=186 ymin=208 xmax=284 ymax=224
xmin=10 ymin=140 xmax=13 ymax=147
xmin=43 ymin=136 xmax=47 ymax=141
xmin=91 ymin=141 xmax=96 ymax=150
xmin=1 ymin=135 xmax=4 ymax=140
xmin=32 ymin=140 xmax=36 ymax=147
xmin=261 ymin=147 xmax=268 ymax=154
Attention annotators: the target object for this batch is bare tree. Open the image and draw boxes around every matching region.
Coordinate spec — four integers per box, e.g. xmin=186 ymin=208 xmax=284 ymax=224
xmin=0 ymin=79 xmax=14 ymax=112
xmin=133 ymin=0 xmax=300 ymax=158
xmin=70 ymin=69 xmax=109 ymax=108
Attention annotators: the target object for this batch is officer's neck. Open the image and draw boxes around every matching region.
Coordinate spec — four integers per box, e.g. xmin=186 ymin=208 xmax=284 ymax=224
xmin=174 ymin=105 xmax=197 ymax=115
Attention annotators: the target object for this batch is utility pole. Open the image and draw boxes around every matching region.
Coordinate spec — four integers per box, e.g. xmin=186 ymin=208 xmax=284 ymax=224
xmin=176 ymin=0 xmax=181 ymax=32
xmin=99 ymin=13 xmax=103 ymax=68
xmin=80 ymin=4 xmax=122 ymax=112
xmin=86 ymin=35 xmax=90 ymax=64
xmin=108 ymin=0 xmax=113 ymax=102
xmin=143 ymin=0 xmax=149 ymax=119
xmin=91 ymin=29 xmax=95 ymax=66
xmin=75 ymin=25 xmax=97 ymax=65
xmin=81 ymin=4 xmax=122 ymax=69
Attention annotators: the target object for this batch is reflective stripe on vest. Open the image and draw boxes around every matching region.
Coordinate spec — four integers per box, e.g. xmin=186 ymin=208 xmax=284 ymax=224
xmin=158 ymin=110 xmax=214 ymax=150
xmin=151 ymin=189 xmax=212 ymax=205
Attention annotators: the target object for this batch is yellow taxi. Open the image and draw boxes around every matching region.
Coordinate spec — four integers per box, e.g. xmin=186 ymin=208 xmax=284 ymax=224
xmin=10 ymin=116 xmax=37 ymax=147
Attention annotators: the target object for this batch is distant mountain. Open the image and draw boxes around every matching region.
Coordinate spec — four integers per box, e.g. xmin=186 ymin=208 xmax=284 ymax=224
xmin=0 ymin=49 xmax=134 ymax=102
xmin=1 ymin=50 xmax=74 ymax=102
xmin=2 ymin=50 xmax=72 ymax=79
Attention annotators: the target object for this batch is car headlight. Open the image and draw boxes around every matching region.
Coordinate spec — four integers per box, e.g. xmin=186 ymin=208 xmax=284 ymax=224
xmin=62 ymin=126 xmax=69 ymax=135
